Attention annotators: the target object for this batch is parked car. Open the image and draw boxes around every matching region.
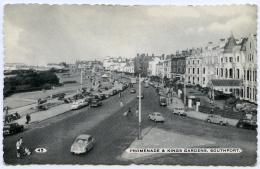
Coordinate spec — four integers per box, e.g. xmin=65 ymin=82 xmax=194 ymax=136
xmin=130 ymin=89 xmax=136 ymax=93
xmin=173 ymin=107 xmax=187 ymax=116
xmin=90 ymin=99 xmax=102 ymax=107
xmin=148 ymin=112 xmax=165 ymax=122
xmin=4 ymin=113 xmax=21 ymax=123
xmin=64 ymin=97 xmax=73 ymax=103
xmin=98 ymin=94 xmax=107 ymax=100
xmin=3 ymin=123 xmax=24 ymax=135
xmin=137 ymin=94 xmax=144 ymax=99
xmin=37 ymin=104 xmax=48 ymax=111
xmin=71 ymin=99 xmax=89 ymax=110
xmin=205 ymin=114 xmax=229 ymax=125
xmin=73 ymin=94 xmax=85 ymax=100
xmin=159 ymin=96 xmax=167 ymax=106
xmin=70 ymin=134 xmax=95 ymax=154
xmin=236 ymin=119 xmax=257 ymax=130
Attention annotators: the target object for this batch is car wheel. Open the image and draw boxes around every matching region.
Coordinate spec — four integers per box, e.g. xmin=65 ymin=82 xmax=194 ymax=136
xmin=207 ymin=119 xmax=211 ymax=123
xmin=219 ymin=121 xmax=223 ymax=125
xmin=239 ymin=124 xmax=244 ymax=128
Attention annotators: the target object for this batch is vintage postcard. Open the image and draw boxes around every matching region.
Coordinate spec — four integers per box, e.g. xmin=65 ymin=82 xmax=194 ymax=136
xmin=2 ymin=3 xmax=258 ymax=166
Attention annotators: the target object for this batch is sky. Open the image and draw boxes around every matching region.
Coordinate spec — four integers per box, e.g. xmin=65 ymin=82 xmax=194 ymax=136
xmin=4 ymin=4 xmax=257 ymax=66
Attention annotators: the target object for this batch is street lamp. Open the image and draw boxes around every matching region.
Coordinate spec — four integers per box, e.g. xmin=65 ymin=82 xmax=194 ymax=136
xmin=138 ymin=64 xmax=143 ymax=140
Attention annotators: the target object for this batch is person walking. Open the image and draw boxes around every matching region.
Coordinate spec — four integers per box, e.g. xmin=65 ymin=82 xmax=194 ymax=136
xmin=171 ymin=98 xmax=173 ymax=103
xmin=25 ymin=114 xmax=31 ymax=124
xmin=120 ymin=100 xmax=124 ymax=108
xmin=16 ymin=139 xmax=21 ymax=158
xmin=135 ymin=106 xmax=139 ymax=116
xmin=118 ymin=92 xmax=121 ymax=98
xmin=128 ymin=108 xmax=132 ymax=117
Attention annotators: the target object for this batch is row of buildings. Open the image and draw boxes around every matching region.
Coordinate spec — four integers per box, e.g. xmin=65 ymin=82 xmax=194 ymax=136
xmin=102 ymin=33 xmax=257 ymax=104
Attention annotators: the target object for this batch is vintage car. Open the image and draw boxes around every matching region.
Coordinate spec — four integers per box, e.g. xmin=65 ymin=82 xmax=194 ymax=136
xmin=3 ymin=123 xmax=24 ymax=135
xmin=71 ymin=98 xmax=89 ymax=110
xmin=130 ymin=89 xmax=136 ymax=93
xmin=4 ymin=113 xmax=21 ymax=123
xmin=137 ymin=94 xmax=144 ymax=99
xmin=173 ymin=107 xmax=187 ymax=116
xmin=236 ymin=119 xmax=257 ymax=130
xmin=205 ymin=114 xmax=229 ymax=125
xmin=148 ymin=112 xmax=165 ymax=122
xmin=71 ymin=134 xmax=95 ymax=154
xmin=90 ymin=99 xmax=102 ymax=107
xmin=159 ymin=96 xmax=167 ymax=106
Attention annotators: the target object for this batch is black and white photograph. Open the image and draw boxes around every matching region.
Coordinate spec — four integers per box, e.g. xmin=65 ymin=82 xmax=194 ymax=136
xmin=2 ymin=1 xmax=259 ymax=166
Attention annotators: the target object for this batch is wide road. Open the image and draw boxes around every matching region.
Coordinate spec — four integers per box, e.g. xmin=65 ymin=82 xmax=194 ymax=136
xmin=3 ymin=82 xmax=257 ymax=165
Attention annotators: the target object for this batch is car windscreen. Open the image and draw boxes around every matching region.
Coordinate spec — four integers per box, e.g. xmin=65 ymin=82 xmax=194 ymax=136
xmin=4 ymin=125 xmax=10 ymax=128
xmin=160 ymin=98 xmax=166 ymax=102
xmin=76 ymin=139 xmax=87 ymax=143
xmin=156 ymin=114 xmax=161 ymax=116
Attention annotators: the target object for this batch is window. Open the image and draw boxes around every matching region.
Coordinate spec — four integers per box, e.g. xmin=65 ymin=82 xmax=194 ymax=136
xmin=237 ymin=56 xmax=239 ymax=62
xmin=252 ymin=55 xmax=254 ymax=61
xmin=249 ymin=71 xmax=252 ymax=81
xmin=253 ymin=88 xmax=255 ymax=101
xmin=229 ymin=69 xmax=233 ymax=78
xmin=188 ymin=61 xmax=190 ymax=65
xmin=226 ymin=57 xmax=228 ymax=62
xmin=193 ymin=60 xmax=194 ymax=65
xmin=197 ymin=77 xmax=199 ymax=82
xmin=197 ymin=68 xmax=199 ymax=74
xmin=244 ymin=70 xmax=246 ymax=80
xmin=203 ymin=68 xmax=205 ymax=74
xmin=241 ymin=89 xmax=244 ymax=97
xmin=188 ymin=68 xmax=190 ymax=74
xmin=221 ymin=68 xmax=223 ymax=77
xmin=203 ymin=77 xmax=205 ymax=84
xmin=237 ymin=69 xmax=240 ymax=79
xmin=225 ymin=69 xmax=228 ymax=78
xmin=250 ymin=88 xmax=252 ymax=99
xmin=255 ymin=71 xmax=257 ymax=82
xmin=247 ymin=70 xmax=249 ymax=80
xmin=250 ymin=42 xmax=251 ymax=49
xmin=221 ymin=58 xmax=223 ymax=63
xmin=255 ymin=89 xmax=257 ymax=101
xmin=253 ymin=71 xmax=255 ymax=81
xmin=193 ymin=68 xmax=195 ymax=74
xmin=217 ymin=68 xmax=218 ymax=75
xmin=230 ymin=57 xmax=233 ymax=63
xmin=247 ymin=87 xmax=249 ymax=98
xmin=197 ymin=60 xmax=199 ymax=64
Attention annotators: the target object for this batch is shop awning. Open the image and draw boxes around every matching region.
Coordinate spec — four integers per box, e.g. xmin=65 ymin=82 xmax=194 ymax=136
xmin=207 ymin=79 xmax=243 ymax=88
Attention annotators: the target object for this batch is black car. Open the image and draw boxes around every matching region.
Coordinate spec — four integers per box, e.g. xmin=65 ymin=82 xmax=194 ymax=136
xmin=73 ymin=94 xmax=85 ymax=100
xmin=98 ymin=94 xmax=107 ymax=100
xmin=90 ymin=99 xmax=102 ymax=107
xmin=3 ymin=123 xmax=24 ymax=135
xmin=236 ymin=119 xmax=257 ymax=130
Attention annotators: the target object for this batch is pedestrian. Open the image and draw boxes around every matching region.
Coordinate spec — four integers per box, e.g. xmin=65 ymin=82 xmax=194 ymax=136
xmin=25 ymin=114 xmax=31 ymax=124
xmin=128 ymin=108 xmax=132 ymax=117
xmin=171 ymin=98 xmax=173 ymax=103
xmin=118 ymin=92 xmax=121 ymax=98
xmin=120 ymin=100 xmax=124 ymax=108
xmin=5 ymin=107 xmax=8 ymax=115
xmin=135 ymin=106 xmax=139 ymax=116
xmin=16 ymin=139 xmax=21 ymax=158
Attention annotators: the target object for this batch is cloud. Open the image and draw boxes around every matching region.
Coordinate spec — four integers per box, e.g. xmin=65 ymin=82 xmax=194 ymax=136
xmin=206 ymin=15 xmax=256 ymax=37
xmin=185 ymin=28 xmax=194 ymax=35
xmin=199 ymin=4 xmax=257 ymax=17
xmin=197 ymin=27 xmax=204 ymax=33
xmin=147 ymin=6 xmax=200 ymax=18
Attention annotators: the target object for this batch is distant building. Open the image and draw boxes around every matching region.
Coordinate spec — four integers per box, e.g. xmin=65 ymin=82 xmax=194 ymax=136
xmin=4 ymin=63 xmax=29 ymax=71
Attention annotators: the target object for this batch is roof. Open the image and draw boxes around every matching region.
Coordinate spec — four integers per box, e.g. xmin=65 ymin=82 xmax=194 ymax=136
xmin=76 ymin=134 xmax=91 ymax=139
xmin=210 ymin=79 xmax=243 ymax=87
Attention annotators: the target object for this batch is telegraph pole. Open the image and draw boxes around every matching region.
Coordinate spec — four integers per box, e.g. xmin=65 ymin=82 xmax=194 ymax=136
xmin=80 ymin=68 xmax=83 ymax=92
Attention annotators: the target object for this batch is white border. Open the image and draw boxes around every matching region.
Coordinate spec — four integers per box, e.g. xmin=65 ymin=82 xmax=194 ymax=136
xmin=0 ymin=0 xmax=259 ymax=169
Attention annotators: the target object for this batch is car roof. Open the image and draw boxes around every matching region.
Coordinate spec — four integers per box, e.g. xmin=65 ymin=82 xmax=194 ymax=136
xmin=76 ymin=134 xmax=91 ymax=139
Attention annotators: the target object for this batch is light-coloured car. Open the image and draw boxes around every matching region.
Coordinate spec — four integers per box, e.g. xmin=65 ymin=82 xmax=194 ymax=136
xmin=148 ymin=112 xmax=165 ymax=122
xmin=173 ymin=107 xmax=186 ymax=116
xmin=71 ymin=99 xmax=89 ymax=110
xmin=130 ymin=89 xmax=136 ymax=93
xmin=205 ymin=114 xmax=228 ymax=125
xmin=71 ymin=134 xmax=95 ymax=154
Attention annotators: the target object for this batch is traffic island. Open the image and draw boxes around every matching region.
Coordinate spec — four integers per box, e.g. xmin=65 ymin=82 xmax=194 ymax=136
xmin=121 ymin=127 xmax=215 ymax=160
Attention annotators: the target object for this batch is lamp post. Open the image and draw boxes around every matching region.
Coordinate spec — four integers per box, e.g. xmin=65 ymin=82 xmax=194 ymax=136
xmin=138 ymin=72 xmax=142 ymax=140
xmin=183 ymin=74 xmax=186 ymax=110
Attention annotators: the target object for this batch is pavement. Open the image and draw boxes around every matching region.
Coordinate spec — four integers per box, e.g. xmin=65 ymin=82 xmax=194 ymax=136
xmin=4 ymin=82 xmax=124 ymax=127
xmin=121 ymin=127 xmax=215 ymax=160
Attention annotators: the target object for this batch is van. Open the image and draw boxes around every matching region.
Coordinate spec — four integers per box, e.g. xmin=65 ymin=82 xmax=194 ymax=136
xmin=159 ymin=96 xmax=167 ymax=106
